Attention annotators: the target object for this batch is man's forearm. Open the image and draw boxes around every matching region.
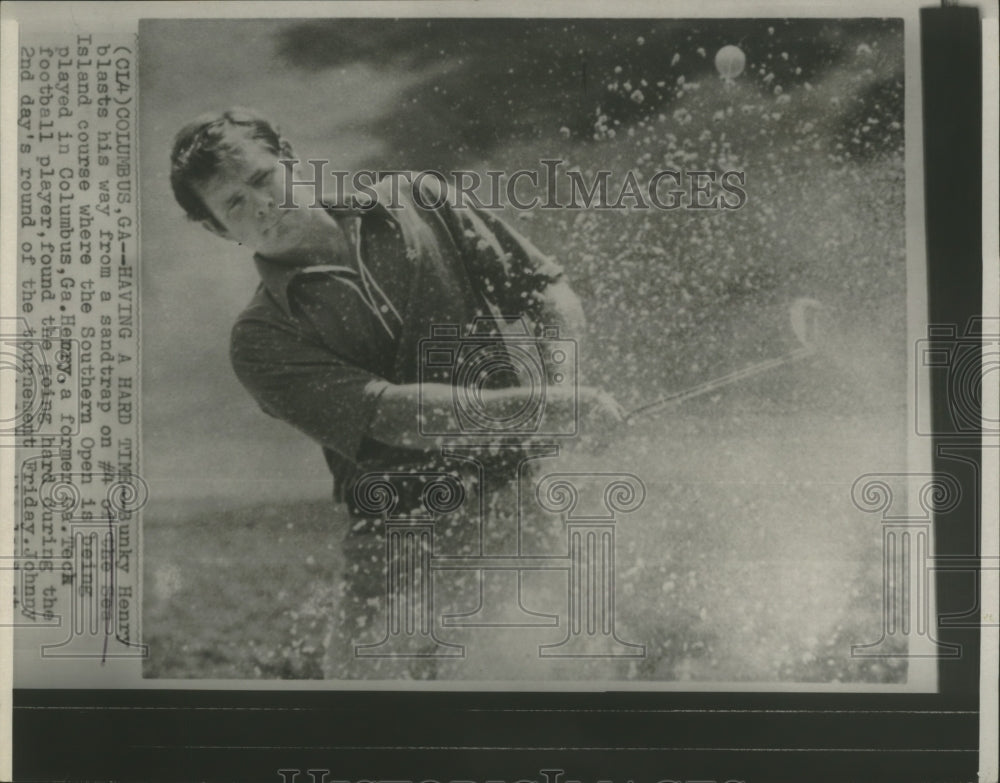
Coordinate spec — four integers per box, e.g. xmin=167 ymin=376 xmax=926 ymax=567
xmin=367 ymin=282 xmax=589 ymax=451
xmin=368 ymin=382 xmax=580 ymax=450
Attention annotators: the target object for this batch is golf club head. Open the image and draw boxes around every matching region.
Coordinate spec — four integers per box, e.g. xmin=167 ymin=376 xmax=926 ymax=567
xmin=625 ymin=299 xmax=828 ymax=423
xmin=789 ymin=297 xmax=827 ymax=351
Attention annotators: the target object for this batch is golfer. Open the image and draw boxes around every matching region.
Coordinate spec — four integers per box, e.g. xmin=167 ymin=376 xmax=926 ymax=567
xmin=169 ymin=108 xmax=622 ymax=677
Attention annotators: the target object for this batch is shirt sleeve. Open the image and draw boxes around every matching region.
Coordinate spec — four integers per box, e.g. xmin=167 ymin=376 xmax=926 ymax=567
xmin=412 ymin=176 xmax=565 ymax=326
xmin=230 ymin=310 xmax=389 ymax=465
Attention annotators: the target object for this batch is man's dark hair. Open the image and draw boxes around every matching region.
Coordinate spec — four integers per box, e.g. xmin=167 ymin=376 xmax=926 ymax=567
xmin=170 ymin=107 xmax=283 ymax=230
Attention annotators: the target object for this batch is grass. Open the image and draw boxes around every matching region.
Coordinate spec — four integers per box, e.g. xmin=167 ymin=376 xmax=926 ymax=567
xmin=143 ymin=500 xmax=341 ymax=679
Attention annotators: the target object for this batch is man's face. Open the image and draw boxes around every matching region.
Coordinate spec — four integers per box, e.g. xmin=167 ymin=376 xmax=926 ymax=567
xmin=194 ymin=131 xmax=314 ymax=258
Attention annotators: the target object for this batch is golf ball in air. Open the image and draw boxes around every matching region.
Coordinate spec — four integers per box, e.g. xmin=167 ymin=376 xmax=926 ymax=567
xmin=715 ymin=45 xmax=746 ymax=79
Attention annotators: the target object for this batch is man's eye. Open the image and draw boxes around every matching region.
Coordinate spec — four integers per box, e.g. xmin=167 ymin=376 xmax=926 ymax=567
xmin=228 ymin=196 xmax=244 ymax=212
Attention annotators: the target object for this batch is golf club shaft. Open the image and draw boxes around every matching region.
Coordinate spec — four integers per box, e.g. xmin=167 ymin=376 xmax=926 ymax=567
xmin=624 ymin=344 xmax=816 ymax=422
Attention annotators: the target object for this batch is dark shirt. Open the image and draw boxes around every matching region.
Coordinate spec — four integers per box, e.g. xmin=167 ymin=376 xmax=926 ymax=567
xmin=229 ymin=176 xmax=564 ymax=504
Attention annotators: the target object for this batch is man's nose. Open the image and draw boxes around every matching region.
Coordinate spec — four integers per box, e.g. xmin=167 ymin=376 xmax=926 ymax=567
xmin=254 ymin=193 xmax=275 ymax=220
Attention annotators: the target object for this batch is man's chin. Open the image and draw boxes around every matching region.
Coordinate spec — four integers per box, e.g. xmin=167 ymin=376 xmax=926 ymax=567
xmin=256 ymin=235 xmax=305 ymax=262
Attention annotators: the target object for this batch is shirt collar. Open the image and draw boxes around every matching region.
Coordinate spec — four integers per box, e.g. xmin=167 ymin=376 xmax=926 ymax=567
xmin=253 ymin=200 xmax=374 ymax=317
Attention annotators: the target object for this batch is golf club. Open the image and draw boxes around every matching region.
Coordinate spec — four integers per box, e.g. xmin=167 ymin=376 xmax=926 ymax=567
xmin=624 ymin=298 xmax=825 ymax=422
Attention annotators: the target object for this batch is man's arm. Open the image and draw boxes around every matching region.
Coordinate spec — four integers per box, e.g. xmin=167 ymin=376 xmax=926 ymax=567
xmin=368 ymin=381 xmax=623 ymax=451
xmin=415 ymin=178 xmax=570 ymax=324
xmin=414 ymin=177 xmax=588 ymax=383
xmin=230 ymin=313 xmax=390 ymax=463
xmin=232 ymin=310 xmax=621 ymax=457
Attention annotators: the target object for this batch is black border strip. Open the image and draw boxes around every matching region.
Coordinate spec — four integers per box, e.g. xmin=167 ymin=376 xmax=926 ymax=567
xmin=10 ymin=691 xmax=981 ymax=782
xmin=922 ymin=3 xmax=984 ymax=703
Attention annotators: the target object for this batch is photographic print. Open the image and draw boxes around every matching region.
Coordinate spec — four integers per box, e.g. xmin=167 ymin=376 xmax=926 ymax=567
xmin=6 ymin=3 xmax=997 ymax=781
xmin=136 ymin=14 xmax=928 ymax=688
